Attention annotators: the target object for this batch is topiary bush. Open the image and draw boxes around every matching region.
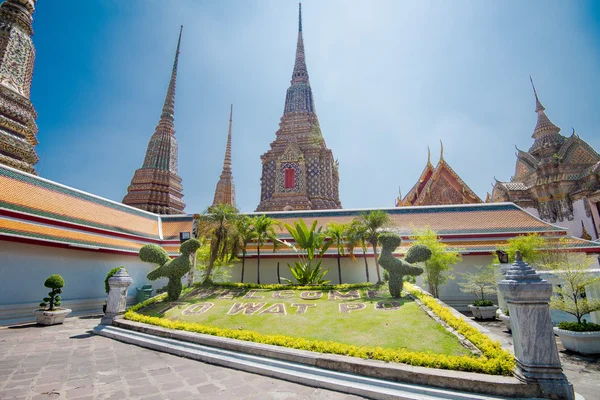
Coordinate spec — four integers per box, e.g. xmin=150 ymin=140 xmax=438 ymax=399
xmin=139 ymin=239 xmax=201 ymax=301
xmin=378 ymin=233 xmax=431 ymax=298
xmin=557 ymin=321 xmax=600 ymax=332
xmin=39 ymin=274 xmax=64 ymax=311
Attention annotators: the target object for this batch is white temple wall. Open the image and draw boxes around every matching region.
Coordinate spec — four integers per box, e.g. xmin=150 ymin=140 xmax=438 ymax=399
xmin=0 ymin=240 xmax=166 ymax=325
xmin=524 ymin=200 xmax=597 ymax=240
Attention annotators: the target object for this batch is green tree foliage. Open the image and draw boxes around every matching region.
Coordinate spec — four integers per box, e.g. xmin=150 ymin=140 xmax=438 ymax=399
xmin=356 ymin=210 xmax=390 ymax=283
xmin=378 ymin=232 xmax=429 ymax=298
xmin=345 ymin=220 xmax=371 ymax=282
xmin=253 ymin=215 xmax=279 ymax=284
xmin=546 ymin=253 xmax=600 ymax=325
xmin=196 ymin=204 xmax=239 ymax=283
xmin=39 ymin=274 xmax=64 ymax=311
xmin=325 ymin=222 xmax=348 ymax=284
xmin=458 ymin=265 xmax=497 ymax=304
xmin=411 ymin=227 xmax=461 ymax=298
xmin=234 ymin=215 xmax=257 ymax=283
xmin=282 ymin=219 xmax=332 ymax=285
xmin=140 ymin=239 xmax=201 ymax=301
xmin=195 ymin=241 xmax=234 ymax=283
xmin=502 ymin=233 xmax=547 ymax=264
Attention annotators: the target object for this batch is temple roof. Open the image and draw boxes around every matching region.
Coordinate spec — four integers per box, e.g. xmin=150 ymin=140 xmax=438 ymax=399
xmin=397 ymin=145 xmax=482 ymax=207
xmin=2 ymin=163 xmax=599 ymax=259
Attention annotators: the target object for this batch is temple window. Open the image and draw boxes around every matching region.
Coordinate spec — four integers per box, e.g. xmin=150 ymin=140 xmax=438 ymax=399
xmin=284 ymin=168 xmax=295 ymax=189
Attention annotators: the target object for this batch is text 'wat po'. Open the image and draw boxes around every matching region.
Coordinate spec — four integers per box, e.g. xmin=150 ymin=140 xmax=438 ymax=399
xmin=256 ymin=4 xmax=341 ymax=212
xmin=0 ymin=0 xmax=38 ymax=175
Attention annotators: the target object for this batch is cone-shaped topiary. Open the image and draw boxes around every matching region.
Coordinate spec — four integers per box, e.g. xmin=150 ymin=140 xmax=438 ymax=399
xmin=139 ymin=239 xmax=201 ymax=301
xmin=39 ymin=274 xmax=65 ymax=311
xmin=378 ymin=232 xmax=430 ymax=298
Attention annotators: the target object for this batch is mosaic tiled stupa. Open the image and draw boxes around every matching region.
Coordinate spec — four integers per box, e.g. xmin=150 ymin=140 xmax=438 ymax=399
xmin=122 ymin=26 xmax=185 ymax=215
xmin=256 ymin=3 xmax=341 ymax=212
xmin=211 ymin=104 xmax=235 ymax=207
xmin=0 ymin=0 xmax=39 ymax=175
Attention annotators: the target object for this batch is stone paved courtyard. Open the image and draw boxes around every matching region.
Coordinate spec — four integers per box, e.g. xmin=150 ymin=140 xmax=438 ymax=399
xmin=0 ymin=316 xmax=362 ymax=400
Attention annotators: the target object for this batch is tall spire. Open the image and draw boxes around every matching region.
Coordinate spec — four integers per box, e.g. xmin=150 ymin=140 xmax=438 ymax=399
xmin=291 ymin=2 xmax=308 ymax=84
xmin=212 ymin=105 xmax=236 ymax=207
xmin=160 ymin=25 xmax=183 ymax=126
xmin=123 ymin=27 xmax=185 ymax=214
xmin=530 ymin=75 xmax=544 ymax=113
xmin=527 ymin=77 xmax=563 ymax=155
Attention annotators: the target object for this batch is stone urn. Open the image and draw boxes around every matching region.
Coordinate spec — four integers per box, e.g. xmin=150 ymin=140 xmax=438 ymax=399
xmin=468 ymin=304 xmax=498 ymax=320
xmin=497 ymin=310 xmax=511 ymax=332
xmin=554 ymin=327 xmax=600 ymax=354
xmin=34 ymin=308 xmax=72 ymax=325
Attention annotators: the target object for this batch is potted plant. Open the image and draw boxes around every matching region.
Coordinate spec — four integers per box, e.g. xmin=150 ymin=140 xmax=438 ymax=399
xmin=546 ymin=253 xmax=600 ymax=354
xmin=459 ymin=265 xmax=499 ymax=320
xmin=34 ymin=274 xmax=71 ymax=325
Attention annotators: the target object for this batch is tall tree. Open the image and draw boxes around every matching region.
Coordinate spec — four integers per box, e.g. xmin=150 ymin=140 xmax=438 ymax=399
xmin=196 ymin=204 xmax=239 ymax=283
xmin=411 ymin=226 xmax=461 ymax=298
xmin=234 ymin=215 xmax=256 ymax=283
xmin=325 ymin=222 xmax=348 ymax=284
xmin=357 ymin=210 xmax=390 ymax=283
xmin=253 ymin=215 xmax=279 ymax=284
xmin=346 ymin=220 xmax=371 ymax=282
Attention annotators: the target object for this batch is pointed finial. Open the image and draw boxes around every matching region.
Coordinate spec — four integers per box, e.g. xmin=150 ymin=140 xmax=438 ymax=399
xmin=398 ymin=186 xmax=402 ymax=198
xmin=160 ymin=26 xmax=183 ymax=125
xmin=571 ymin=127 xmax=577 ymax=138
xmin=529 ymin=75 xmax=545 ymax=113
xmin=298 ymin=2 xmax=302 ymax=32
xmin=427 ymin=146 xmax=431 ymax=165
xmin=439 ymin=140 xmax=444 ymax=161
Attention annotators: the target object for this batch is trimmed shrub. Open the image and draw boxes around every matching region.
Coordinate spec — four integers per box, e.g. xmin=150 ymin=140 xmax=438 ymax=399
xmin=473 ymin=300 xmax=494 ymax=307
xmin=40 ymin=274 xmax=64 ymax=311
xmin=140 ymin=239 xmax=201 ymax=301
xmin=557 ymin=321 xmax=600 ymax=332
xmin=378 ymin=232 xmax=430 ymax=298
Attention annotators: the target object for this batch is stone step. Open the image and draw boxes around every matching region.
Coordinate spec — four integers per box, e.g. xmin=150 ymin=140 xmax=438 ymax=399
xmin=93 ymin=324 xmax=537 ymax=400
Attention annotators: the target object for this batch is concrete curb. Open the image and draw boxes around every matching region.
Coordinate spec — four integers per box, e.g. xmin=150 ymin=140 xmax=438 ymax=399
xmin=111 ymin=317 xmax=541 ymax=399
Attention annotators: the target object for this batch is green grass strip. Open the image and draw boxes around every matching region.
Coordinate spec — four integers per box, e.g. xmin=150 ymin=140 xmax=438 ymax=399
xmin=125 ymin=284 xmax=514 ymax=375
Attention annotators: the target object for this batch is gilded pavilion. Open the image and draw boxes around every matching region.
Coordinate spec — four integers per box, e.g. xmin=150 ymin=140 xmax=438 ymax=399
xmin=0 ymin=0 xmax=39 ymax=175
xmin=256 ymin=3 xmax=341 ymax=212
xmin=396 ymin=144 xmax=482 ymax=207
xmin=122 ymin=27 xmax=186 ymax=215
xmin=490 ymin=78 xmax=600 ymax=240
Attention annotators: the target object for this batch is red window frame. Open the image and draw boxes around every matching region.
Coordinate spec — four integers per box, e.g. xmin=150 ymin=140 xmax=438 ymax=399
xmin=284 ymin=168 xmax=295 ymax=189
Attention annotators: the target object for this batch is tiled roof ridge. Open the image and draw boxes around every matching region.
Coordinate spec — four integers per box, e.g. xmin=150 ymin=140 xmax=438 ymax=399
xmin=398 ymin=155 xmax=434 ymax=206
xmin=413 ymin=158 xmax=482 ymax=205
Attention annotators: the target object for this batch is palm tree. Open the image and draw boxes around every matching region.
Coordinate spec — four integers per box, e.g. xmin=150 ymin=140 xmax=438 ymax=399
xmin=346 ymin=220 xmax=370 ymax=282
xmin=357 ymin=210 xmax=390 ymax=283
xmin=253 ymin=215 xmax=279 ymax=284
xmin=325 ymin=222 xmax=347 ymax=284
xmin=234 ymin=215 xmax=256 ymax=283
xmin=197 ymin=204 xmax=239 ymax=283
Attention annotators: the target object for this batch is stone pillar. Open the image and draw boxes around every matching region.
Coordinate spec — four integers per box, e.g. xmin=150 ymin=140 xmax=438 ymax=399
xmin=101 ymin=268 xmax=133 ymax=325
xmin=498 ymin=251 xmax=574 ymax=400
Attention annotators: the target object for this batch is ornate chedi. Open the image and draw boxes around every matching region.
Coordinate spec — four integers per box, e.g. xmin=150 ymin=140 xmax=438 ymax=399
xmin=0 ymin=0 xmax=38 ymax=175
xmin=256 ymin=3 xmax=341 ymax=212
xmin=396 ymin=144 xmax=482 ymax=207
xmin=211 ymin=104 xmax=235 ymax=207
xmin=490 ymin=78 xmax=600 ymax=239
xmin=122 ymin=27 xmax=185 ymax=214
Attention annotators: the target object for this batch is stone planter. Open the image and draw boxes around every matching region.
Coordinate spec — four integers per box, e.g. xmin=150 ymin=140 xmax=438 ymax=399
xmin=34 ymin=308 xmax=72 ymax=325
xmin=497 ymin=311 xmax=511 ymax=332
xmin=554 ymin=327 xmax=600 ymax=354
xmin=468 ymin=304 xmax=498 ymax=320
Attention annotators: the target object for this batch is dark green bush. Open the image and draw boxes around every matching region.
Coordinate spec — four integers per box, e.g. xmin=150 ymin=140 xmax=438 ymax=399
xmin=40 ymin=274 xmax=64 ymax=311
xmin=557 ymin=321 xmax=600 ymax=332
xmin=140 ymin=239 xmax=201 ymax=301
xmin=473 ymin=299 xmax=494 ymax=307
xmin=378 ymin=232 xmax=429 ymax=298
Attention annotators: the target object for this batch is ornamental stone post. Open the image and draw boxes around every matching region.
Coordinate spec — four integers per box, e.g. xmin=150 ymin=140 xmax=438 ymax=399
xmin=498 ymin=251 xmax=574 ymax=400
xmin=101 ymin=268 xmax=133 ymax=325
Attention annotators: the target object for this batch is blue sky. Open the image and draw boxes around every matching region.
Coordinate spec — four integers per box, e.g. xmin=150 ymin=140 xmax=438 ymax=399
xmin=31 ymin=1 xmax=600 ymax=213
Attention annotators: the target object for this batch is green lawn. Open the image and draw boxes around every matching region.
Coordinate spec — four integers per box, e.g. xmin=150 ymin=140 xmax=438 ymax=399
xmin=139 ymin=286 xmax=470 ymax=356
